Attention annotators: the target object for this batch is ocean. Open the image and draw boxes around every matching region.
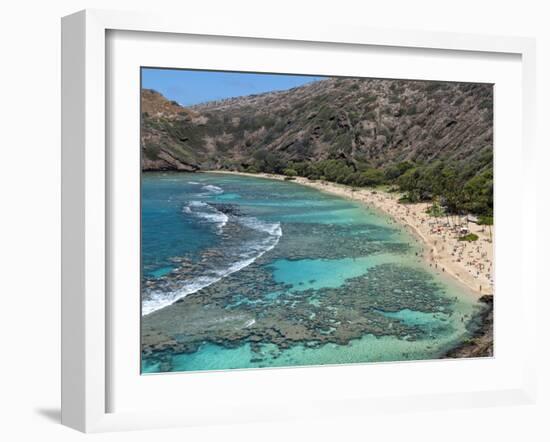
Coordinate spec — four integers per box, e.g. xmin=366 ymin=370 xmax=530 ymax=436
xmin=141 ymin=172 xmax=482 ymax=373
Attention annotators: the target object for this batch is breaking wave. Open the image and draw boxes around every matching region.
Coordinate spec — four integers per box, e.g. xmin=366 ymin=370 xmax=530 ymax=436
xmin=201 ymin=184 xmax=224 ymax=195
xmin=142 ymin=212 xmax=282 ymax=316
xmin=183 ymin=201 xmax=228 ymax=233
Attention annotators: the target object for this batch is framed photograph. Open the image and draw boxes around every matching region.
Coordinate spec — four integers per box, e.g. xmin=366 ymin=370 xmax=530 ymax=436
xmin=61 ymin=9 xmax=537 ymax=432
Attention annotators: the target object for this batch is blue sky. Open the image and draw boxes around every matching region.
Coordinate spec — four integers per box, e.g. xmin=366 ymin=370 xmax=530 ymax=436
xmin=141 ymin=68 xmax=324 ymax=106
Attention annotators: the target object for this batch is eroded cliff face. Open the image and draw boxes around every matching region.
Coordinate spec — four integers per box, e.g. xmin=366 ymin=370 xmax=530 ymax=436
xmin=141 ymin=77 xmax=492 ymax=172
xmin=445 ymin=295 xmax=493 ymax=358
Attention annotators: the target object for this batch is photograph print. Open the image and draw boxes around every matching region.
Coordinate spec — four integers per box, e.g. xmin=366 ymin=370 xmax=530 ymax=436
xmin=140 ymin=68 xmax=494 ymax=373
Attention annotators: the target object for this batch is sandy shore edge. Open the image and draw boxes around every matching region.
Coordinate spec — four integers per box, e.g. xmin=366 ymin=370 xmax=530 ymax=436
xmin=209 ymin=170 xmax=494 ymax=299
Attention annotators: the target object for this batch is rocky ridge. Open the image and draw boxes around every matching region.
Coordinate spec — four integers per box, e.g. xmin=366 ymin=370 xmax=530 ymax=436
xmin=140 ymin=77 xmax=493 ymax=172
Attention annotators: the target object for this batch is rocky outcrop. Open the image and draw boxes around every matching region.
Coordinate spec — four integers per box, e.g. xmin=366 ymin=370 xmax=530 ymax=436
xmin=141 ymin=152 xmax=199 ymax=172
xmin=444 ymin=295 xmax=493 ymax=358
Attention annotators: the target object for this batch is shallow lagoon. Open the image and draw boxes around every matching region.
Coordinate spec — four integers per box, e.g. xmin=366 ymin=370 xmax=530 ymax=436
xmin=141 ymin=172 xmax=482 ymax=373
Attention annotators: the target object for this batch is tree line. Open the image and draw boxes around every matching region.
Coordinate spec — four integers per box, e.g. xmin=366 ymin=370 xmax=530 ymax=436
xmin=243 ymin=149 xmax=493 ymax=220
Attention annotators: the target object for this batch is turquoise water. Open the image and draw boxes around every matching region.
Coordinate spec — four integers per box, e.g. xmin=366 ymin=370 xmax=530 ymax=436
xmin=141 ymin=172 xmax=482 ymax=373
xmin=270 ymin=255 xmax=408 ymax=292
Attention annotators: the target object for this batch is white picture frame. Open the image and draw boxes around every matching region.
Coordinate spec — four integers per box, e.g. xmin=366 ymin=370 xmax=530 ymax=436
xmin=61 ymin=9 xmax=538 ymax=433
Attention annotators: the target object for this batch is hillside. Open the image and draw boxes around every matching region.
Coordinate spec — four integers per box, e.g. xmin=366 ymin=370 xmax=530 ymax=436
xmin=141 ymin=77 xmax=493 ymax=215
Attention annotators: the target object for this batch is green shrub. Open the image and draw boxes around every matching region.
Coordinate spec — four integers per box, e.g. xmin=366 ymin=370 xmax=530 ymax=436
xmin=283 ymin=168 xmax=298 ymax=177
xmin=358 ymin=168 xmax=385 ymax=186
xmin=143 ymin=144 xmax=161 ymax=160
xmin=384 ymin=161 xmax=413 ymax=181
xmin=459 ymin=233 xmax=479 ymax=242
xmin=426 ymin=201 xmax=444 ymax=217
xmin=478 ymin=215 xmax=493 ymax=225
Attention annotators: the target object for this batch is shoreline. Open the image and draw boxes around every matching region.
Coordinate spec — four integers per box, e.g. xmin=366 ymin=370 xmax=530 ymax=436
xmin=209 ymin=170 xmax=494 ymax=298
xmin=445 ymin=294 xmax=493 ymax=358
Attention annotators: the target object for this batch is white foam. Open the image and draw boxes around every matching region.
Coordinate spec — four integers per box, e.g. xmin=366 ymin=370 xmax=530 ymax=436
xmin=183 ymin=201 xmax=228 ymax=232
xmin=238 ymin=216 xmax=283 ymax=237
xmin=142 ymin=215 xmax=282 ymax=316
xmin=202 ymin=184 xmax=224 ymax=194
xmin=142 ymin=275 xmax=220 ymax=315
